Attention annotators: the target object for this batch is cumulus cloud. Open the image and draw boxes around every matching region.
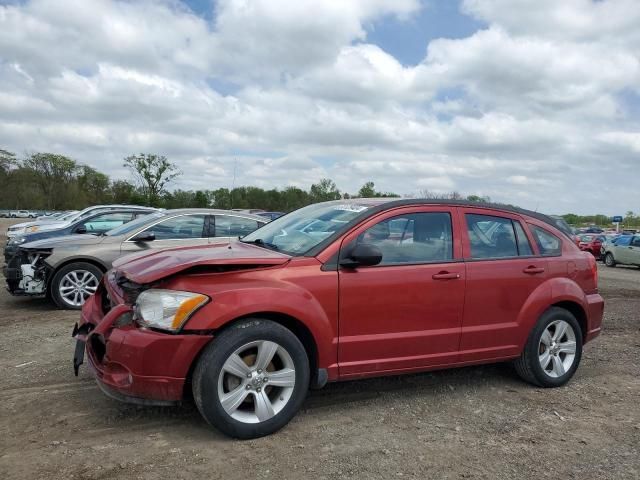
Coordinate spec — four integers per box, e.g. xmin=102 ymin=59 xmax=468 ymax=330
xmin=0 ymin=0 xmax=638 ymax=214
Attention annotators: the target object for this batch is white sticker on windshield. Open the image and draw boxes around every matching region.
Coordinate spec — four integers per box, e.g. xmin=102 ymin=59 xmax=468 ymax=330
xmin=333 ymin=204 xmax=368 ymax=212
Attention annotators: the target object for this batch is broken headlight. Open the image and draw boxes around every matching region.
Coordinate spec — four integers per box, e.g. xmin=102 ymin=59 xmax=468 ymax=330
xmin=134 ymin=289 xmax=208 ymax=332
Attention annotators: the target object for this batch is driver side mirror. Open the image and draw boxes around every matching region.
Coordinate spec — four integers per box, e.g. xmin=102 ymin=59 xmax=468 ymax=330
xmin=339 ymin=243 xmax=383 ymax=269
xmin=131 ymin=231 xmax=155 ymax=242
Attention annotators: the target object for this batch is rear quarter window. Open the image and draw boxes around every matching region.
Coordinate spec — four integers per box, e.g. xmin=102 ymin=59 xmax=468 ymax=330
xmin=529 ymin=225 xmax=562 ymax=256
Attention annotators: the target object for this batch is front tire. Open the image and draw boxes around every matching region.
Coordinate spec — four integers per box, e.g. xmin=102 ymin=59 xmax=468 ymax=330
xmin=50 ymin=262 xmax=102 ymax=310
xmin=193 ymin=319 xmax=310 ymax=439
xmin=604 ymin=253 xmax=616 ymax=267
xmin=514 ymin=307 xmax=583 ymax=387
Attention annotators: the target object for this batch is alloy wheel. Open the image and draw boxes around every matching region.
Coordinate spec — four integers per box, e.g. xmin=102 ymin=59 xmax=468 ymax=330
xmin=58 ymin=270 xmax=99 ymax=307
xmin=538 ymin=320 xmax=577 ymax=378
xmin=217 ymin=340 xmax=296 ymax=424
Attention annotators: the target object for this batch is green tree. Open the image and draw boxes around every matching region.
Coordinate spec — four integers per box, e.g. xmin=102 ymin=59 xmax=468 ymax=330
xmin=0 ymin=148 xmax=16 ymax=173
xmin=110 ymin=180 xmax=139 ymax=204
xmin=23 ymin=152 xmax=78 ymax=209
xmin=466 ymin=194 xmax=491 ymax=203
xmin=123 ymin=153 xmax=181 ymax=206
xmin=357 ymin=181 xmax=376 ymax=198
xmin=77 ymin=165 xmax=110 ymax=205
xmin=310 ymin=178 xmax=341 ymax=202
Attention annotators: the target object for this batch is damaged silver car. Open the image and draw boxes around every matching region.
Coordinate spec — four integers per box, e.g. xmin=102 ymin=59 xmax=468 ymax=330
xmin=3 ymin=209 xmax=267 ymax=309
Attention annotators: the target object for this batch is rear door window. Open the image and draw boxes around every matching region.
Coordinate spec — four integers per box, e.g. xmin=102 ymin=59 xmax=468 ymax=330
xmin=529 ymin=225 xmax=562 ymax=256
xmin=465 ymin=214 xmax=520 ymax=259
xmin=615 ymin=236 xmax=631 ymax=246
xmin=513 ymin=221 xmax=533 ymax=256
xmin=146 ymin=215 xmax=207 ymax=240
xmin=214 ymin=215 xmax=259 ymax=237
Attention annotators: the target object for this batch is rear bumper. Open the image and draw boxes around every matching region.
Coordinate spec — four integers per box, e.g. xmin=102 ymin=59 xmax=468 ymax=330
xmin=585 ymin=293 xmax=605 ymax=343
xmin=77 ymin=288 xmax=212 ymax=403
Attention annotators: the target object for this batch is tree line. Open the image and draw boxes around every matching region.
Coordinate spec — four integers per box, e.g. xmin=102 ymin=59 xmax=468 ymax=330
xmin=0 ymin=150 xmax=402 ymax=212
xmin=2 ymin=149 xmax=636 ymax=226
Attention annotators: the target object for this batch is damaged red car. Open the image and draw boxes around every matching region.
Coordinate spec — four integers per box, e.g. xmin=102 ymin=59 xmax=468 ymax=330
xmin=73 ymin=199 xmax=604 ymax=439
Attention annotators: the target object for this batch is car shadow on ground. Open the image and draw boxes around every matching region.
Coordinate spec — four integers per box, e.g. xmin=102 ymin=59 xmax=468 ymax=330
xmin=97 ymin=362 xmax=521 ymax=439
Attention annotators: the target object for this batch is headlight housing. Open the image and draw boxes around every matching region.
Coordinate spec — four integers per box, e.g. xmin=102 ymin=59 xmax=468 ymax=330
xmin=25 ymin=226 xmax=39 ymax=233
xmin=134 ymin=289 xmax=209 ymax=332
xmin=8 ymin=236 xmax=27 ymax=246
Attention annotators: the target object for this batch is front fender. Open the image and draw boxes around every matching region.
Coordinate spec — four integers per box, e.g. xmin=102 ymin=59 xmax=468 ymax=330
xmin=169 ymin=268 xmax=338 ymax=375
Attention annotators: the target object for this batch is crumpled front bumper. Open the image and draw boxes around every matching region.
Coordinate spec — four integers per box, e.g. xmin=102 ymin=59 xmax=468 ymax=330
xmin=73 ymin=283 xmax=212 ymax=405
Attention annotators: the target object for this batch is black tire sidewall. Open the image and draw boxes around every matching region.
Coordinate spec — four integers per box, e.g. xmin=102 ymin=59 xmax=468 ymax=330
xmin=605 ymin=253 xmax=615 ymax=267
xmin=527 ymin=308 xmax=583 ymax=387
xmin=50 ymin=262 xmax=103 ymax=310
xmin=194 ymin=319 xmax=310 ymax=439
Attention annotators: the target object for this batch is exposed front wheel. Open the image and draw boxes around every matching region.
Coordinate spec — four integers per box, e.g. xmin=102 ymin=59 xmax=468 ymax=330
xmin=514 ymin=307 xmax=583 ymax=387
xmin=604 ymin=253 xmax=616 ymax=267
xmin=50 ymin=262 xmax=102 ymax=310
xmin=193 ymin=319 xmax=310 ymax=439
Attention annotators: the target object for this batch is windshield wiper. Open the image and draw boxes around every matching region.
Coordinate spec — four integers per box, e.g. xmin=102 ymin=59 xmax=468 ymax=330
xmin=241 ymin=238 xmax=279 ymax=251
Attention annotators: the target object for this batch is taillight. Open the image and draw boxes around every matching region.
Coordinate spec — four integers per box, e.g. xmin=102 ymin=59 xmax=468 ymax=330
xmin=588 ymin=254 xmax=598 ymax=290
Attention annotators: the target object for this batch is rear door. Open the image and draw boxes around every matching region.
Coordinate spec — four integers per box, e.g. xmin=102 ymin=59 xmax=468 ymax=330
xmin=628 ymin=236 xmax=640 ymax=265
xmin=459 ymin=208 xmax=547 ymax=361
xmin=612 ymin=236 xmax=632 ymax=263
xmin=337 ymin=205 xmax=465 ymax=376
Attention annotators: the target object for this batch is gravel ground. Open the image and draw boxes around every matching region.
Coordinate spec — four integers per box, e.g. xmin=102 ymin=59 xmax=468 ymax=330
xmin=0 ymin=217 xmax=638 ymax=479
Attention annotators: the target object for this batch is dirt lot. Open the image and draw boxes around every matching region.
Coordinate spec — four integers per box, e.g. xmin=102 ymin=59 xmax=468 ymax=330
xmin=0 ymin=217 xmax=638 ymax=479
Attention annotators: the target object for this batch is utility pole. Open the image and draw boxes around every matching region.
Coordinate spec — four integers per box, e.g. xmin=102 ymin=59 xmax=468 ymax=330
xmin=230 ymin=159 xmax=237 ymax=209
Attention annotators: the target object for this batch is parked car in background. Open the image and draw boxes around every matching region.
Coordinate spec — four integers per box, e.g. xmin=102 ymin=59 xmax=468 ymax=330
xmin=6 ymin=205 xmax=150 ymax=238
xmin=577 ymin=234 xmax=605 ymax=259
xmin=0 ymin=209 xmax=10 ymax=218
xmin=4 ymin=208 xmax=157 ymax=306
xmin=37 ymin=211 xmax=66 ymax=220
xmin=257 ymin=211 xmax=285 ymax=221
xmin=73 ymin=199 xmax=603 ymax=439
xmin=4 ymin=209 xmax=267 ymax=309
xmin=9 ymin=210 xmax=36 ymax=218
xmin=602 ymin=235 xmax=640 ymax=268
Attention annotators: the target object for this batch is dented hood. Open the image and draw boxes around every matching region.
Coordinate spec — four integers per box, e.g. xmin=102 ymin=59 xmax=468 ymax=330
xmin=113 ymin=239 xmax=291 ymax=284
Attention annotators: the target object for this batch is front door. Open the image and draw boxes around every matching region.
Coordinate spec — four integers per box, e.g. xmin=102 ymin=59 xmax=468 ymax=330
xmin=338 ymin=206 xmax=465 ymax=377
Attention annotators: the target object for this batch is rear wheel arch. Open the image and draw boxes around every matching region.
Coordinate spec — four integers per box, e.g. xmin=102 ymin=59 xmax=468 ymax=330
xmin=551 ymin=301 xmax=587 ymax=344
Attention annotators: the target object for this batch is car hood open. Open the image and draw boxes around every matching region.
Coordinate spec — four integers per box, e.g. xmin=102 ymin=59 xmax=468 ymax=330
xmin=113 ymin=240 xmax=291 ymax=284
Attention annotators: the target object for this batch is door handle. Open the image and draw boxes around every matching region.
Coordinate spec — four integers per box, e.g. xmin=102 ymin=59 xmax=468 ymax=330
xmin=523 ymin=266 xmax=545 ymax=274
xmin=432 ymin=272 xmax=461 ymax=280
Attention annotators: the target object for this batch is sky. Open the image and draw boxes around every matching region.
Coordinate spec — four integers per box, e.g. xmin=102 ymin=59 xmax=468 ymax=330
xmin=0 ymin=0 xmax=639 ymax=215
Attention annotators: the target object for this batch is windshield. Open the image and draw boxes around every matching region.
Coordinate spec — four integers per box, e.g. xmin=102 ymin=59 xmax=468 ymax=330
xmin=105 ymin=211 xmax=164 ymax=236
xmin=55 ymin=211 xmax=78 ymax=222
xmin=242 ymin=202 xmax=375 ymax=255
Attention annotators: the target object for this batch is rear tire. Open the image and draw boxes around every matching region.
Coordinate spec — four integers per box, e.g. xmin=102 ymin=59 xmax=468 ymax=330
xmin=50 ymin=262 xmax=102 ymax=310
xmin=604 ymin=253 xmax=616 ymax=267
xmin=514 ymin=307 xmax=583 ymax=388
xmin=193 ymin=319 xmax=310 ymax=439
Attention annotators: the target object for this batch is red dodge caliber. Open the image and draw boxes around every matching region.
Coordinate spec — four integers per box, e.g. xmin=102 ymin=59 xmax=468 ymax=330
xmin=73 ymin=199 xmax=604 ymax=439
